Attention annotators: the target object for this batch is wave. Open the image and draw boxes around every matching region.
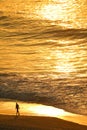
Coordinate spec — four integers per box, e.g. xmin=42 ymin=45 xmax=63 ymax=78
xmin=0 ymin=17 xmax=87 ymax=40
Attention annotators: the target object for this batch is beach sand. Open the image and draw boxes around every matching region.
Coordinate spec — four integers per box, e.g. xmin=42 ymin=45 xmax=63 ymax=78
xmin=0 ymin=100 xmax=87 ymax=130
xmin=0 ymin=114 xmax=87 ymax=130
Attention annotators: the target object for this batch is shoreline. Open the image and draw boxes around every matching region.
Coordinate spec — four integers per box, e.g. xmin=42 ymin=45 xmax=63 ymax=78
xmin=0 ymin=99 xmax=87 ymax=126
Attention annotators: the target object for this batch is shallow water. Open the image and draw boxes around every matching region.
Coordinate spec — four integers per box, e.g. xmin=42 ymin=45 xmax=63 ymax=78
xmin=0 ymin=0 xmax=87 ymax=115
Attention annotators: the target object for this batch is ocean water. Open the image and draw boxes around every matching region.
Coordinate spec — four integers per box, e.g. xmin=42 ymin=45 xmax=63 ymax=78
xmin=0 ymin=0 xmax=87 ymax=115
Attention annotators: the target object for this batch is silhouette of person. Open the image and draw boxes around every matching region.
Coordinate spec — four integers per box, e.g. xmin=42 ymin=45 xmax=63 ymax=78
xmin=16 ymin=102 xmax=20 ymax=116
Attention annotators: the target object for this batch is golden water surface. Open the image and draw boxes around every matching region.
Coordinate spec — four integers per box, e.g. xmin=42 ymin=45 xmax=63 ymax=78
xmin=0 ymin=0 xmax=87 ymax=79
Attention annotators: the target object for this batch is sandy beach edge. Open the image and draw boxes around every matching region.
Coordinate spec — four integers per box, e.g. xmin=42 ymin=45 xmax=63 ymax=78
xmin=0 ymin=114 xmax=87 ymax=130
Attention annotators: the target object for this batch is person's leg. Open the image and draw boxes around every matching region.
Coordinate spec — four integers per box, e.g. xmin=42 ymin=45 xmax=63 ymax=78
xmin=16 ymin=110 xmax=18 ymax=117
xmin=16 ymin=109 xmax=18 ymax=116
xmin=18 ymin=110 xmax=20 ymax=116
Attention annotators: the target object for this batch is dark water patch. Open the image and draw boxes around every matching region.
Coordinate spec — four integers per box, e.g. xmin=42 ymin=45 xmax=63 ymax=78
xmin=19 ymin=28 xmax=87 ymax=41
xmin=0 ymin=68 xmax=10 ymax=71
xmin=0 ymin=73 xmax=12 ymax=77
xmin=39 ymin=28 xmax=87 ymax=39
xmin=0 ymin=16 xmax=9 ymax=20
xmin=1 ymin=22 xmax=16 ymax=28
xmin=2 ymin=32 xmax=36 ymax=41
xmin=0 ymin=73 xmax=20 ymax=77
xmin=10 ymin=42 xmax=53 ymax=48
xmin=0 ymin=15 xmax=13 ymax=28
xmin=23 ymin=42 xmax=54 ymax=47
xmin=0 ymin=11 xmax=3 ymax=14
xmin=10 ymin=43 xmax=33 ymax=47
xmin=18 ymin=52 xmax=37 ymax=55
xmin=29 ymin=42 xmax=50 ymax=47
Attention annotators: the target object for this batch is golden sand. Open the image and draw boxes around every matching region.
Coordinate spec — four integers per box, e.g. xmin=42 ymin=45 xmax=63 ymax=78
xmin=0 ymin=114 xmax=87 ymax=130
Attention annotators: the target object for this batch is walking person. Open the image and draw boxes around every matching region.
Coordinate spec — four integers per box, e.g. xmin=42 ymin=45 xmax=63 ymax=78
xmin=15 ymin=102 xmax=20 ymax=117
